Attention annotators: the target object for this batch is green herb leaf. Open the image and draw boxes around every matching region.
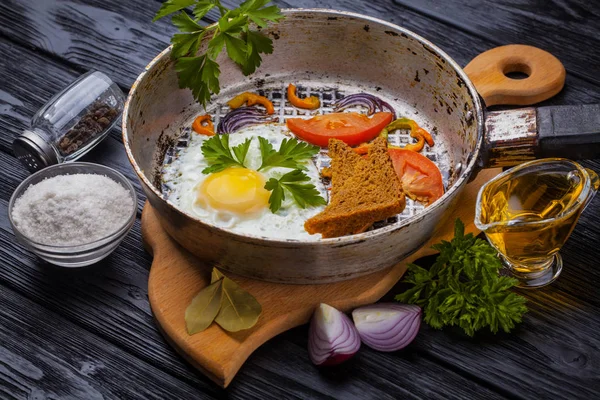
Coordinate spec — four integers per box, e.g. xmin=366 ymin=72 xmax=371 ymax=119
xmin=219 ymin=15 xmax=248 ymax=34
xmin=175 ymin=55 xmax=212 ymax=106
xmin=215 ymin=275 xmax=262 ymax=332
xmin=192 ymin=0 xmax=217 ymax=20
xmin=395 ymin=219 xmax=528 ymax=336
xmin=153 ymin=0 xmax=197 ymax=21
xmin=171 ymin=32 xmax=205 ymax=58
xmin=240 ymin=30 xmax=274 ymax=75
xmin=224 ymin=33 xmax=248 ymax=65
xmin=258 ymin=137 xmax=319 ymax=171
xmin=200 ymin=135 xmax=250 ymax=174
xmin=265 ymin=170 xmax=327 ymax=213
xmin=154 ymin=0 xmax=284 ymax=106
xmin=232 ymin=138 xmax=252 ymax=166
xmin=200 ymin=57 xmax=221 ymax=95
xmin=171 ymin=11 xmax=203 ymax=32
xmin=240 ymin=0 xmax=285 ymax=27
xmin=264 ymin=176 xmax=285 ymax=213
xmin=184 ymin=279 xmax=223 ymax=334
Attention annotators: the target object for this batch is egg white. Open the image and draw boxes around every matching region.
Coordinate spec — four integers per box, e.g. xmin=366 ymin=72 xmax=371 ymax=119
xmin=161 ymin=124 xmax=327 ymax=240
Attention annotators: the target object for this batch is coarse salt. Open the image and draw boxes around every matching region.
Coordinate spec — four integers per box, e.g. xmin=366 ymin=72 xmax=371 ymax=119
xmin=11 ymin=174 xmax=134 ymax=246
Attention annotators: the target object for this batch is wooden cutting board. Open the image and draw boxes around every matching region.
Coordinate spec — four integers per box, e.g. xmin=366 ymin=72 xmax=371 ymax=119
xmin=142 ymin=167 xmax=499 ymax=388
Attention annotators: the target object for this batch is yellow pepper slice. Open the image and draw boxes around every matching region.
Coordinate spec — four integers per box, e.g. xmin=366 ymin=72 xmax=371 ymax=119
xmin=287 ymin=83 xmax=320 ymax=110
xmin=227 ymin=92 xmax=275 ymax=115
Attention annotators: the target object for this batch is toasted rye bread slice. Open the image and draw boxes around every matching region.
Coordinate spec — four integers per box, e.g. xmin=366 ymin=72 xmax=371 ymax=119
xmin=304 ymin=136 xmax=405 ymax=238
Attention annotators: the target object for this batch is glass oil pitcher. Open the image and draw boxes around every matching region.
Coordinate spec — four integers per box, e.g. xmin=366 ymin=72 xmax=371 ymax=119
xmin=475 ymin=158 xmax=599 ymax=289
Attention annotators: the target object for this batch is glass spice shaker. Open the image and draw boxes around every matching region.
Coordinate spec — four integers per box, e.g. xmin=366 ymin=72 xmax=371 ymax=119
xmin=12 ymin=71 xmax=125 ymax=172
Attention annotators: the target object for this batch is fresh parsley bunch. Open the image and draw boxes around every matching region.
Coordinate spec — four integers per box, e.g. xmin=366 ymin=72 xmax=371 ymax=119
xmin=153 ymin=0 xmax=284 ymax=106
xmin=396 ymin=219 xmax=528 ymax=336
xmin=200 ymin=135 xmax=327 ymax=213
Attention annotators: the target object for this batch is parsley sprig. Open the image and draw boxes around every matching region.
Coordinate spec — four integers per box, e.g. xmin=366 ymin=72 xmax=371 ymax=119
xmin=201 ymin=135 xmax=252 ymax=174
xmin=265 ymin=170 xmax=327 ymax=213
xmin=257 ymin=137 xmax=320 ymax=171
xmin=153 ymin=0 xmax=284 ymax=106
xmin=200 ymin=135 xmax=326 ymax=212
xmin=395 ymin=219 xmax=528 ymax=336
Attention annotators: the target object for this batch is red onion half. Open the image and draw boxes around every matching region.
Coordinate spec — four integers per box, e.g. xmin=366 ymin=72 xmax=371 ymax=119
xmin=217 ymin=106 xmax=275 ymax=134
xmin=352 ymin=303 xmax=421 ymax=352
xmin=333 ymin=93 xmax=396 ymax=119
xmin=308 ymin=303 xmax=361 ymax=366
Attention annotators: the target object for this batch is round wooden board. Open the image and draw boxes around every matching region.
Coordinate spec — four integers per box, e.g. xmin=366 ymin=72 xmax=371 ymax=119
xmin=143 ymin=168 xmax=500 ymax=388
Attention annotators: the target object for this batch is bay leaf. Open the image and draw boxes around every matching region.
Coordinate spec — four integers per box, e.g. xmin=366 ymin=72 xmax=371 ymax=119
xmin=185 ymin=279 xmax=223 ymax=335
xmin=211 ymin=267 xmax=225 ymax=284
xmin=215 ymin=277 xmax=262 ymax=332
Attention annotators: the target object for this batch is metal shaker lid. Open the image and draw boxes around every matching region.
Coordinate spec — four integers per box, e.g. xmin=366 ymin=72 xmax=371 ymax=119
xmin=12 ymin=129 xmax=59 ymax=173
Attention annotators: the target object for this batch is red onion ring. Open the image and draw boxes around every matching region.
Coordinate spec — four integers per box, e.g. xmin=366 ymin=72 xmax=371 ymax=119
xmin=217 ymin=106 xmax=275 ymax=134
xmin=352 ymin=303 xmax=421 ymax=352
xmin=333 ymin=93 xmax=396 ymax=119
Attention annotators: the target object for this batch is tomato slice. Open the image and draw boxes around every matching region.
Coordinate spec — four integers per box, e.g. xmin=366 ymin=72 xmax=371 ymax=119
xmin=388 ymin=148 xmax=444 ymax=206
xmin=286 ymin=112 xmax=393 ymax=147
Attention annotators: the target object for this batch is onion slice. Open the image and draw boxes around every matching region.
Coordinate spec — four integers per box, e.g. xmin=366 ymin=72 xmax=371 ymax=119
xmin=308 ymin=303 xmax=361 ymax=366
xmin=217 ymin=106 xmax=275 ymax=134
xmin=352 ymin=303 xmax=421 ymax=352
xmin=333 ymin=93 xmax=396 ymax=119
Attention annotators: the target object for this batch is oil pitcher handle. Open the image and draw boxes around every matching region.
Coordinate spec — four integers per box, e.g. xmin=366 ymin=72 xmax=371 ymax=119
xmin=583 ymin=168 xmax=599 ymax=210
xmin=464 ymin=44 xmax=565 ymax=106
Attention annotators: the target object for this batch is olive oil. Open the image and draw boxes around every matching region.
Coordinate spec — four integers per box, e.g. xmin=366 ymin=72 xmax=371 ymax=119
xmin=478 ymin=168 xmax=585 ymax=273
xmin=476 ymin=159 xmax=599 ymax=288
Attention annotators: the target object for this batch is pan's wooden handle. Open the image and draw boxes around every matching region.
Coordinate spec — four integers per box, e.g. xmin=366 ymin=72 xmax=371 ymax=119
xmin=464 ymin=44 xmax=565 ymax=106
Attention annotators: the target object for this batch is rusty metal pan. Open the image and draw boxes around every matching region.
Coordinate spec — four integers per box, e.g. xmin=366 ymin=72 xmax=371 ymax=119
xmin=123 ymin=9 xmax=600 ymax=283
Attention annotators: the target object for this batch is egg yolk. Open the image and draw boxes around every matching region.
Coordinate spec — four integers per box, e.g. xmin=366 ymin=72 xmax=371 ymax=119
xmin=198 ymin=167 xmax=270 ymax=214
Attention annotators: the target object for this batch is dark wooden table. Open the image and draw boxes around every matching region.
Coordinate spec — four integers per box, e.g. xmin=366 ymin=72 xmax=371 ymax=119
xmin=1 ymin=1 xmax=599 ymax=399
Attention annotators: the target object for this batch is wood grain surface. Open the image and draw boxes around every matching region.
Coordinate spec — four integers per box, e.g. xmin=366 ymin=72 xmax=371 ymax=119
xmin=464 ymin=44 xmax=566 ymax=106
xmin=1 ymin=0 xmax=599 ymax=399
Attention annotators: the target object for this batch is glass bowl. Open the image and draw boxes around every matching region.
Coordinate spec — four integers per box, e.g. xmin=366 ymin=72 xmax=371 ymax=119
xmin=8 ymin=162 xmax=137 ymax=267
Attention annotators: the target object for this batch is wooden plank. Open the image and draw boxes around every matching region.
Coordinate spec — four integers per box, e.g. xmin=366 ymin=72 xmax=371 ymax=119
xmin=392 ymin=0 xmax=600 ymax=85
xmin=1 ymin=0 xmax=599 ymax=397
xmin=0 ymin=285 xmax=216 ymax=400
xmin=0 ymin=0 xmax=175 ymax=88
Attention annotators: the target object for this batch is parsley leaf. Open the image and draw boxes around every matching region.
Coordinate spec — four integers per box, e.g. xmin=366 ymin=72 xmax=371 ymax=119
xmin=153 ymin=0 xmax=197 ymax=22
xmin=200 ymin=135 xmax=252 ymax=174
xmin=265 ymin=170 xmax=327 ymax=213
xmin=395 ymin=219 xmax=528 ymax=336
xmin=257 ymin=137 xmax=320 ymax=171
xmin=153 ymin=0 xmax=284 ymax=107
xmin=192 ymin=0 xmax=218 ymax=20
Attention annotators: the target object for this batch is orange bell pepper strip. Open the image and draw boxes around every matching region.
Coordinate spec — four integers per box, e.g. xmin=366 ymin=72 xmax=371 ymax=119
xmin=351 ymin=117 xmax=434 ymax=154
xmin=287 ymin=83 xmax=320 ymax=110
xmin=192 ymin=115 xmax=215 ymax=136
xmin=227 ymin=92 xmax=275 ymax=115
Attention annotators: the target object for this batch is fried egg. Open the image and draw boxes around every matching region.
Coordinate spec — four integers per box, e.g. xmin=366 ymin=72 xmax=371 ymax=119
xmin=161 ymin=124 xmax=327 ymax=240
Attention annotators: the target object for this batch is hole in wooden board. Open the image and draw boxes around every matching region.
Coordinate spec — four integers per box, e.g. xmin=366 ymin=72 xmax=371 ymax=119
xmin=503 ymin=62 xmax=532 ymax=80
xmin=505 ymin=71 xmax=529 ymax=80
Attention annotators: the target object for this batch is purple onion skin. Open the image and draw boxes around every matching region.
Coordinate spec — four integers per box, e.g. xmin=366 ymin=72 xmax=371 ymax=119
xmin=308 ymin=303 xmax=361 ymax=366
xmin=333 ymin=93 xmax=397 ymax=120
xmin=217 ymin=106 xmax=273 ymax=134
xmin=352 ymin=303 xmax=421 ymax=352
